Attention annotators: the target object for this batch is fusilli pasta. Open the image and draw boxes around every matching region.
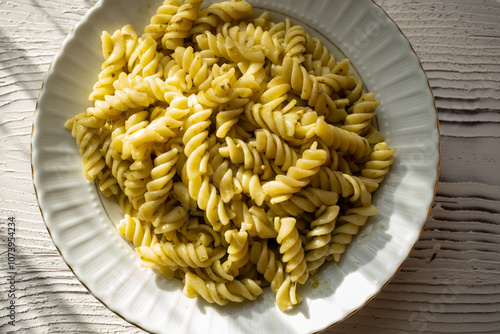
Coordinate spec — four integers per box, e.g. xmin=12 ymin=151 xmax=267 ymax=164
xmin=66 ymin=0 xmax=396 ymax=312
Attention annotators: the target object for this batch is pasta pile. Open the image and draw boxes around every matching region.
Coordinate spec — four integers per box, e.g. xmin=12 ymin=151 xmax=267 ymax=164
xmin=65 ymin=0 xmax=396 ymax=311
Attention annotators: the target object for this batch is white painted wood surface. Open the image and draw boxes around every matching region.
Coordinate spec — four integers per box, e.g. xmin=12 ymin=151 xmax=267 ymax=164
xmin=0 ymin=0 xmax=499 ymax=333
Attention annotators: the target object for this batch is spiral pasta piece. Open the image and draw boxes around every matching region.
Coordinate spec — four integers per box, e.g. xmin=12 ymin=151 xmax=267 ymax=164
xmin=137 ymin=148 xmax=179 ymax=221
xmin=87 ymin=83 xmax=154 ymax=121
xmin=340 ymin=92 xmax=380 ymax=135
xmin=128 ymin=35 xmax=163 ymax=78
xmin=281 ymin=55 xmax=335 ymax=116
xmin=313 ymin=115 xmax=371 ymax=160
xmin=262 ymin=142 xmax=327 ymax=203
xmin=191 ymin=0 xmax=253 ymax=37
xmin=212 ymin=160 xmax=242 ymax=203
xmin=117 ymin=214 xmax=161 ymax=248
xmin=215 ymin=100 xmax=246 ymax=138
xmin=173 ymin=46 xmax=213 ymax=92
xmin=140 ymin=241 xmax=226 ymax=270
xmin=249 ymin=240 xmax=285 ymax=293
xmin=283 ymin=21 xmax=307 ymax=61
xmin=328 ymin=204 xmax=379 ymax=262
xmin=274 ymin=217 xmax=308 ymax=285
xmin=304 ymin=205 xmax=339 ymax=275
xmin=242 ymin=99 xmax=300 ymax=142
xmin=361 ymin=141 xmax=397 ymax=185
xmin=196 ymin=175 xmax=234 ymax=230
xmin=196 ymin=30 xmax=266 ymax=63
xmin=222 ymin=22 xmax=283 ymax=64
xmin=269 ymin=187 xmax=339 ymax=217
xmin=142 ymin=0 xmax=183 ymax=41
xmin=162 ymin=0 xmax=203 ymax=50
xmin=222 ymin=229 xmax=250 ymax=276
xmin=64 ymin=115 xmax=107 ymax=181
xmin=218 ymin=136 xmax=271 ymax=177
xmin=123 ymin=158 xmax=152 ymax=211
xmin=89 ymin=26 xmax=136 ymax=101
xmin=233 ymin=166 xmax=267 ymax=206
xmin=251 ymin=128 xmax=299 ymax=172
xmin=183 ymin=272 xmax=263 ymax=305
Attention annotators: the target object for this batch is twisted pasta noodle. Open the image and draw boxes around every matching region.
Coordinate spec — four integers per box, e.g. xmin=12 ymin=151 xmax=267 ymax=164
xmin=97 ymin=168 xmax=120 ymax=197
xmin=146 ymin=97 xmax=191 ymax=140
xmin=230 ymin=201 xmax=277 ymax=239
xmin=142 ymin=0 xmax=183 ymax=41
xmin=283 ymin=21 xmax=307 ymax=61
xmin=222 ymin=229 xmax=250 ymax=276
xmin=123 ymin=158 xmax=153 ymax=210
xmin=269 ymin=187 xmax=339 ymax=217
xmin=281 ymin=55 xmax=335 ymax=116
xmin=310 ymin=167 xmax=355 ymax=199
xmin=117 ymin=214 xmax=161 ymax=248
xmin=195 ymin=63 xmax=238 ymax=108
xmin=196 ymin=175 xmax=234 ymax=231
xmin=242 ymin=99 xmax=301 ymax=142
xmin=140 ymin=241 xmax=226 ymax=270
xmin=190 ymin=0 xmax=253 ymax=37
xmin=262 ymin=142 xmax=327 ymax=204
xmin=251 ymin=128 xmax=299 ymax=172
xmin=313 ymin=115 xmax=371 ymax=160
xmin=361 ymin=141 xmax=397 ymax=186
xmin=274 ymin=217 xmax=308 ymax=284
xmin=343 ymin=174 xmax=371 ymax=207
xmin=275 ymin=274 xmax=301 ymax=311
xmin=196 ymin=30 xmax=266 ymax=63
xmin=162 ymin=0 xmax=203 ymax=50
xmin=215 ymin=100 xmax=246 ymax=138
xmin=88 ymin=26 xmax=136 ymax=101
xmin=128 ymin=35 xmax=164 ymax=78
xmin=340 ymin=93 xmax=380 ymax=135
xmin=179 ymin=216 xmax=221 ymax=246
xmin=267 ymin=19 xmax=286 ymax=43
xmin=218 ymin=136 xmax=272 ymax=177
xmin=303 ymin=30 xmax=337 ymax=70
xmin=247 ymin=205 xmax=278 ymax=238
xmin=64 ymin=115 xmax=107 ymax=181
xmin=182 ymin=97 xmax=213 ymax=196
xmin=192 ymin=259 xmax=235 ymax=282
xmin=222 ymin=22 xmax=283 ymax=64
xmin=248 ymin=10 xmax=270 ymax=30
xmin=97 ymin=131 xmax=120 ymax=196
xmin=107 ymin=149 xmax=131 ymax=192
xmin=304 ymin=205 xmax=339 ymax=275
xmin=122 ymin=107 xmax=184 ymax=156
xmin=328 ymin=204 xmax=379 ymax=262
xmin=137 ymin=148 xmax=179 ymax=221
xmin=173 ymin=46 xmax=213 ymax=92
xmin=152 ymin=203 xmax=189 ymax=234
xmin=249 ymin=240 xmax=285 ymax=292
xmin=212 ymin=160 xmax=243 ymax=203
xmin=119 ymin=110 xmax=153 ymax=160
xmin=233 ymin=166 xmax=267 ymax=206
xmin=183 ymin=272 xmax=263 ymax=305
xmin=87 ymin=82 xmax=154 ymax=120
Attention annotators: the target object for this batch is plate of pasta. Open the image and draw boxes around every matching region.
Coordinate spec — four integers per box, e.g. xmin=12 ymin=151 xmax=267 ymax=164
xmin=32 ymin=0 xmax=440 ymax=333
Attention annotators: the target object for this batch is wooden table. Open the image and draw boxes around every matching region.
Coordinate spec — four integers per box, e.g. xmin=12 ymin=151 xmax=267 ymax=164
xmin=1 ymin=0 xmax=499 ymax=333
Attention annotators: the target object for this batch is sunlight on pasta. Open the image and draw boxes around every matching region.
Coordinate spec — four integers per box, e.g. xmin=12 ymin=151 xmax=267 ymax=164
xmin=64 ymin=0 xmax=396 ymax=312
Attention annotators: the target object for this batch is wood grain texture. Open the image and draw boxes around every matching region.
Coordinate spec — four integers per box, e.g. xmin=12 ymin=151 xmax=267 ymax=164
xmin=0 ymin=0 xmax=499 ymax=333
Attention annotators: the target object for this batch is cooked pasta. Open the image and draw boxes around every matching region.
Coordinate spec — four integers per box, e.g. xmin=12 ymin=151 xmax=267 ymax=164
xmin=65 ymin=0 xmax=396 ymax=312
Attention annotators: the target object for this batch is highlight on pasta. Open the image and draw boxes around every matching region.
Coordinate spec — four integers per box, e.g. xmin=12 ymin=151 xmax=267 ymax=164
xmin=64 ymin=0 xmax=396 ymax=311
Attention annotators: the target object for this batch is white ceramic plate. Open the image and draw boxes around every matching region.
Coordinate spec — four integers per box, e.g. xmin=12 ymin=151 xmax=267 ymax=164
xmin=32 ymin=0 xmax=440 ymax=333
